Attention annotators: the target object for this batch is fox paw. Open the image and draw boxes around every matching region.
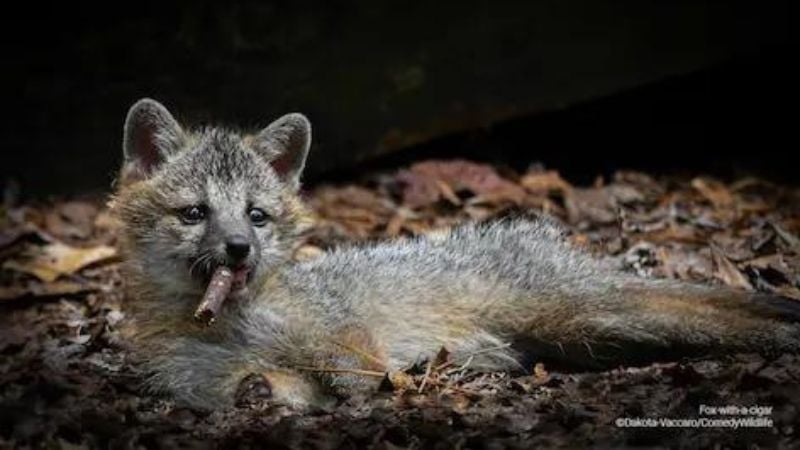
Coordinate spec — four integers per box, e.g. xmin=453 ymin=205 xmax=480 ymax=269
xmin=234 ymin=373 xmax=273 ymax=408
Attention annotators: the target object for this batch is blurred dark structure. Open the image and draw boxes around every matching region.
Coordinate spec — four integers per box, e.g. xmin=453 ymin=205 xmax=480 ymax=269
xmin=3 ymin=1 xmax=796 ymax=198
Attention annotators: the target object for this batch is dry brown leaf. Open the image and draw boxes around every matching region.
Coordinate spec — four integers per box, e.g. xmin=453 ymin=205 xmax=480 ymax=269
xmin=401 ymin=220 xmax=434 ymax=236
xmin=311 ymin=186 xmax=395 ymax=238
xmin=398 ymin=160 xmax=526 ymax=208
xmin=565 ymin=183 xmax=647 ymax=225
xmin=435 ymin=179 xmax=462 ymax=206
xmin=613 ymin=171 xmax=664 ymax=198
xmin=745 ymin=254 xmax=790 ymax=272
xmin=45 ymin=201 xmax=99 ymax=240
xmin=532 ymin=363 xmax=551 ymax=386
xmin=464 ymin=205 xmax=495 ymax=221
xmin=772 ymin=222 xmax=800 ymax=254
xmin=605 ymin=184 xmax=647 ymax=204
xmin=0 ymin=280 xmax=100 ymax=301
xmin=394 ymin=170 xmax=441 ymax=209
xmin=691 ymin=178 xmax=735 ymax=209
xmin=772 ymin=285 xmax=800 ymax=301
xmin=565 ymin=188 xmax=618 ymax=224
xmin=710 ymin=233 xmax=755 ymax=262
xmin=520 ymin=170 xmax=573 ymax=196
xmin=385 ymin=214 xmax=405 ymax=237
xmin=656 ymin=247 xmax=712 ymax=281
xmin=741 ymin=254 xmax=799 ymax=298
xmin=3 ymin=242 xmax=117 ymax=282
xmin=388 ymin=371 xmax=416 ymax=391
xmin=0 ymin=222 xmax=54 ymax=253
xmin=432 ymin=346 xmax=451 ymax=370
xmin=638 ymin=224 xmax=702 ymax=245
xmin=710 ymin=246 xmax=753 ymax=290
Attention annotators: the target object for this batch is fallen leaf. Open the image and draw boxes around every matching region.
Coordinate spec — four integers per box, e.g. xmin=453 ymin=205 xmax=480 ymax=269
xmin=710 ymin=245 xmax=753 ymax=290
xmin=772 ymin=285 xmax=800 ymax=300
xmin=435 ymin=179 xmax=462 ymax=206
xmin=388 ymin=371 xmax=416 ymax=391
xmin=394 ymin=170 xmax=441 ymax=209
xmin=0 ymin=280 xmax=100 ymax=301
xmin=532 ymin=363 xmax=551 ymax=386
xmin=711 ymin=233 xmax=755 ymax=262
xmin=3 ymin=242 xmax=117 ymax=282
xmin=638 ymin=223 xmax=702 ymax=244
xmin=0 ymin=222 xmax=53 ymax=252
xmin=397 ymin=160 xmax=526 ymax=208
xmin=656 ymin=246 xmax=713 ymax=281
xmin=729 ymin=176 xmax=775 ymax=192
xmin=691 ymin=178 xmax=734 ymax=209
xmin=311 ymin=186 xmax=395 ymax=238
xmin=45 ymin=201 xmax=99 ymax=240
xmin=742 ymin=254 xmax=799 ymax=298
xmin=772 ymin=222 xmax=800 ymax=254
xmin=613 ymin=171 xmax=664 ymax=198
xmin=565 ymin=188 xmax=618 ymax=224
xmin=520 ymin=170 xmax=573 ymax=196
xmin=464 ymin=205 xmax=495 ymax=221
xmin=745 ymin=254 xmax=790 ymax=272
xmin=749 ymin=227 xmax=776 ymax=252
xmin=432 ymin=346 xmax=451 ymax=369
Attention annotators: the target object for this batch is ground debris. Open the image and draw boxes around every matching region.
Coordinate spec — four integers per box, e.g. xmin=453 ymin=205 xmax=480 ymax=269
xmin=1 ymin=162 xmax=799 ymax=448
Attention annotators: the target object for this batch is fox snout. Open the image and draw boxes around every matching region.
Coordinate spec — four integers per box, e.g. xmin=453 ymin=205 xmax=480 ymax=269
xmin=185 ymin=220 xmax=260 ymax=287
xmin=203 ymin=237 xmax=258 ymax=270
xmin=225 ymin=235 xmax=251 ymax=262
xmin=203 ymin=215 xmax=259 ymax=264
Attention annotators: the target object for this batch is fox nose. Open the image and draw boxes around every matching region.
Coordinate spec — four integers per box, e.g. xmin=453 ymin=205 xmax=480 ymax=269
xmin=225 ymin=236 xmax=251 ymax=261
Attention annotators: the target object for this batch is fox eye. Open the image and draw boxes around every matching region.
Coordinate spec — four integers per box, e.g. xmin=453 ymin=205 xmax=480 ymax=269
xmin=178 ymin=205 xmax=207 ymax=225
xmin=248 ymin=207 xmax=269 ymax=227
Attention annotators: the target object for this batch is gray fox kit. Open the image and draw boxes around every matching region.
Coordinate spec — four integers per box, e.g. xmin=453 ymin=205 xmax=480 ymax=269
xmin=112 ymin=98 xmax=800 ymax=410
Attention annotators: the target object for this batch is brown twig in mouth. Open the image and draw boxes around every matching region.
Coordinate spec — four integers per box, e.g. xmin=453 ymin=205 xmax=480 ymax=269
xmin=194 ymin=266 xmax=234 ymax=325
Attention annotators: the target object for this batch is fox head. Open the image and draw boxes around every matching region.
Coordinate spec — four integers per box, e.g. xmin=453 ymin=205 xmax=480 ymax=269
xmin=112 ymin=98 xmax=312 ymax=300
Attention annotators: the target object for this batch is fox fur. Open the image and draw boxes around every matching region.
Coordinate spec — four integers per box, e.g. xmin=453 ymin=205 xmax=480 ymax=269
xmin=112 ymin=98 xmax=800 ymax=410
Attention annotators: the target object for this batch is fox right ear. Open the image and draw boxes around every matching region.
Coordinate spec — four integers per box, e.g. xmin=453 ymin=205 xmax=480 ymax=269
xmin=252 ymin=113 xmax=311 ymax=191
xmin=122 ymin=98 xmax=185 ymax=180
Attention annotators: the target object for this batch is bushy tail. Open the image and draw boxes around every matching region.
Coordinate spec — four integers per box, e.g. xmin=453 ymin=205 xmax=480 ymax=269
xmin=379 ymin=220 xmax=799 ymax=371
xmin=501 ymin=279 xmax=800 ymax=369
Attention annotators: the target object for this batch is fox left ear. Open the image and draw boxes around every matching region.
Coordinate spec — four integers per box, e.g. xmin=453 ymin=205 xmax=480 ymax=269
xmin=253 ymin=113 xmax=311 ymax=190
xmin=122 ymin=98 xmax=185 ymax=182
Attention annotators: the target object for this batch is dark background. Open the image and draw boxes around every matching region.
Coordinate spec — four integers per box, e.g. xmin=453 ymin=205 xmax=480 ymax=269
xmin=2 ymin=1 xmax=797 ymax=199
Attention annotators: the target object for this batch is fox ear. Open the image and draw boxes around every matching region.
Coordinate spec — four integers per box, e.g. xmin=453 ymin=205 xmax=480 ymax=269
xmin=253 ymin=113 xmax=311 ymax=190
xmin=122 ymin=98 xmax=185 ymax=180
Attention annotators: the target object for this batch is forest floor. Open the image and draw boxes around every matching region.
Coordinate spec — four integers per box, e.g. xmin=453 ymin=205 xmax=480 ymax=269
xmin=1 ymin=160 xmax=800 ymax=449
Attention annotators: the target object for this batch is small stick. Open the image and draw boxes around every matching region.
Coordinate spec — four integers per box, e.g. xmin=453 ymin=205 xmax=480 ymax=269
xmin=418 ymin=360 xmax=435 ymax=393
xmin=194 ymin=266 xmax=233 ymax=325
xmin=332 ymin=340 xmax=387 ymax=370
xmin=435 ymin=342 xmax=512 ymax=372
xmin=446 ymin=355 xmax=475 ymax=375
xmin=294 ymin=366 xmax=386 ymax=378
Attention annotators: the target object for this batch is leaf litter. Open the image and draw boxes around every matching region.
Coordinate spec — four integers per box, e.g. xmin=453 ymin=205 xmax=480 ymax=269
xmin=1 ymin=162 xmax=799 ymax=448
